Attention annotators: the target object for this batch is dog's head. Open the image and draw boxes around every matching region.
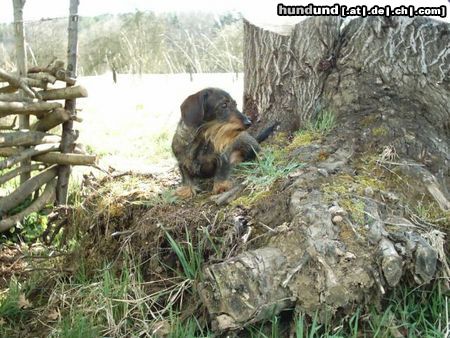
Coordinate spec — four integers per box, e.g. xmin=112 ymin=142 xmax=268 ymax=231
xmin=180 ymin=88 xmax=252 ymax=130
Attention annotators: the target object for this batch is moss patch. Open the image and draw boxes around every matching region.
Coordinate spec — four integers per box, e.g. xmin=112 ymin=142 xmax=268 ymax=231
xmin=371 ymin=126 xmax=388 ymax=137
xmin=231 ymin=190 xmax=272 ymax=208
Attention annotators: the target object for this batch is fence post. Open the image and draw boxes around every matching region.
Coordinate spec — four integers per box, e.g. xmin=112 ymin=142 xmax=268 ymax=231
xmin=56 ymin=0 xmax=80 ymax=205
xmin=12 ymin=0 xmax=30 ymax=185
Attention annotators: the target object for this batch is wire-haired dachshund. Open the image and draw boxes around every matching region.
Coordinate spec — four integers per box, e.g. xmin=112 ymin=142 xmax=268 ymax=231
xmin=172 ymin=87 xmax=273 ymax=199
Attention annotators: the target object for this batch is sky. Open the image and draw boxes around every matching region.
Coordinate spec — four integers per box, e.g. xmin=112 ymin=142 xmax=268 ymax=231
xmin=0 ymin=0 xmax=241 ymax=22
xmin=0 ymin=0 xmax=448 ymax=27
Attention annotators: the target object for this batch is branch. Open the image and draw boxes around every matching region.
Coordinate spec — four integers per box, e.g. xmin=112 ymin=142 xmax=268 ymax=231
xmin=30 ymin=108 xmax=71 ymax=132
xmin=0 ymin=101 xmax=62 ymax=116
xmin=0 ymin=68 xmax=35 ymax=98
xmin=34 ymin=152 xmax=97 ymax=166
xmin=0 ymin=116 xmax=17 ymax=130
xmin=0 ymin=164 xmax=45 ymax=185
xmin=27 ymin=72 xmax=57 ymax=84
xmin=0 ymin=143 xmax=60 ymax=170
xmin=0 ymin=147 xmax=94 ymax=166
xmin=0 ymin=179 xmax=57 ymax=233
xmin=0 ymin=165 xmax=57 ymax=214
xmin=38 ymin=85 xmax=88 ymax=101
xmin=0 ymin=130 xmax=60 ymax=147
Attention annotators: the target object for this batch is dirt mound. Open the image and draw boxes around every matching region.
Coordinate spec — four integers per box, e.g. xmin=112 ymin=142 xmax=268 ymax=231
xmin=67 ymin=131 xmax=449 ymax=334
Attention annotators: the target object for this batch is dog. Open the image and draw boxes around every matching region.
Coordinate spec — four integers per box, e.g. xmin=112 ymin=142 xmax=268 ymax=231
xmin=172 ymin=88 xmax=273 ymax=199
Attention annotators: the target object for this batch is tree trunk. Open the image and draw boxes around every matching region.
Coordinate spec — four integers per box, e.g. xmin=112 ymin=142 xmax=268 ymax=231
xmin=201 ymin=16 xmax=450 ymax=331
xmin=243 ymin=17 xmax=341 ymax=131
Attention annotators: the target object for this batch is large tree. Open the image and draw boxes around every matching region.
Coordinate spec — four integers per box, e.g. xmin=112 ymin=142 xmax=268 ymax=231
xmin=199 ymin=16 xmax=450 ymax=331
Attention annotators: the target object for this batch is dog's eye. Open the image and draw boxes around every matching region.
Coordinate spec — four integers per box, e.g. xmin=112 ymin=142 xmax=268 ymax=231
xmin=221 ymin=102 xmax=228 ymax=108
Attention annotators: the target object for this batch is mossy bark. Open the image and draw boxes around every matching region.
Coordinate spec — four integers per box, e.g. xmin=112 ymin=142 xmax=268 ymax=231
xmin=201 ymin=16 xmax=449 ymax=331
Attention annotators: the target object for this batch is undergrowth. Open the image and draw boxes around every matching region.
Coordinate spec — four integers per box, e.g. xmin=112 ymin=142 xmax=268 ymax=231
xmin=1 ymin=247 xmax=447 ymax=338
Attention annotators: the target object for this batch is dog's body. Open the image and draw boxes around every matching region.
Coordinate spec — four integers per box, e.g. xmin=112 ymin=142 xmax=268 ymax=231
xmin=172 ymin=88 xmax=262 ymax=198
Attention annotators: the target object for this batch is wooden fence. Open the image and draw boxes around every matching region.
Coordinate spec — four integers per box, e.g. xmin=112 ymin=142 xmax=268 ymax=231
xmin=0 ymin=0 xmax=95 ymax=233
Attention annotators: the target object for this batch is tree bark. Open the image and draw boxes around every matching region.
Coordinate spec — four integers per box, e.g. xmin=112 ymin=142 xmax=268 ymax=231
xmin=243 ymin=17 xmax=341 ymax=131
xmin=201 ymin=16 xmax=450 ymax=330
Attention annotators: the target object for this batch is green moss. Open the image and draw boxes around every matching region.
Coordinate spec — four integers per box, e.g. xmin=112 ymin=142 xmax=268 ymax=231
xmin=288 ymin=131 xmax=320 ymax=151
xmin=231 ymin=190 xmax=271 ymax=208
xmin=322 ymin=175 xmax=367 ymax=225
xmin=371 ymin=126 xmax=388 ymax=137
xmin=360 ymin=114 xmax=378 ymax=127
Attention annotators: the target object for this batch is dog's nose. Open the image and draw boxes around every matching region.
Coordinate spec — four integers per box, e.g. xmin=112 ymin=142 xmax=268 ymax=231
xmin=243 ymin=117 xmax=252 ymax=128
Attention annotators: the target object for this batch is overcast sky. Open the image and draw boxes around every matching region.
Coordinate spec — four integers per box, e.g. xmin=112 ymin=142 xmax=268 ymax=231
xmin=0 ymin=0 xmax=448 ymax=25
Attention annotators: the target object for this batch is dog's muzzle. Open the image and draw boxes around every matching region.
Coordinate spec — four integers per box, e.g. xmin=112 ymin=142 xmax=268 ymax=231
xmin=243 ymin=116 xmax=252 ymax=128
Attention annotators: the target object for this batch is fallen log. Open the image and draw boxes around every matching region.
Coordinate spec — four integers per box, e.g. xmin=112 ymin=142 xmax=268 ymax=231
xmin=0 ymin=165 xmax=57 ymax=214
xmin=0 ymin=101 xmax=62 ymax=117
xmin=30 ymin=108 xmax=71 ymax=132
xmin=0 ymin=164 xmax=45 ymax=185
xmin=0 ymin=143 xmax=60 ymax=169
xmin=0 ymin=178 xmax=56 ymax=232
xmin=38 ymin=85 xmax=87 ymax=101
xmin=0 ymin=130 xmax=60 ymax=147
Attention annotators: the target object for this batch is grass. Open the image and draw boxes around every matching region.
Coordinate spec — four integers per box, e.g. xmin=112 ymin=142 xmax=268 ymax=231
xmin=306 ymin=110 xmax=336 ymax=134
xmin=164 ymin=226 xmax=204 ymax=281
xmin=235 ymin=149 xmax=301 ymax=191
xmin=242 ymin=282 xmax=448 ymax=338
xmin=0 ymin=231 xmax=447 ymax=338
xmin=55 ymin=313 xmax=99 ymax=338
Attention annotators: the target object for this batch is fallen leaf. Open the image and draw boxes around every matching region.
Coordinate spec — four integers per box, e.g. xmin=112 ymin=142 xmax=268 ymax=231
xmin=18 ymin=294 xmax=32 ymax=309
xmin=47 ymin=309 xmax=60 ymax=321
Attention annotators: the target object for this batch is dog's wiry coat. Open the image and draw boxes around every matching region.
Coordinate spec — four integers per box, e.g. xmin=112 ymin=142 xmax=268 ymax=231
xmin=171 ymin=88 xmax=261 ymax=198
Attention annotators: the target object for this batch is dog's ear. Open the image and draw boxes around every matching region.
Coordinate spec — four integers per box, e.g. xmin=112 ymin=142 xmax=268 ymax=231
xmin=180 ymin=90 xmax=207 ymax=127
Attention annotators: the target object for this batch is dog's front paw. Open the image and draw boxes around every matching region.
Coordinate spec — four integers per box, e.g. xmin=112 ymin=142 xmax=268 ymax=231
xmin=212 ymin=180 xmax=233 ymax=195
xmin=175 ymin=185 xmax=196 ymax=199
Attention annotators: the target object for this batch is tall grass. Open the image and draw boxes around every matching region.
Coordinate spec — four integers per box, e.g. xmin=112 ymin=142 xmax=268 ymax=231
xmin=164 ymin=227 xmax=204 ymax=281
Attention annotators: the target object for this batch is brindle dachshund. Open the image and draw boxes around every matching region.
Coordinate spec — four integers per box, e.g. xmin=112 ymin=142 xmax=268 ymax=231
xmin=172 ymin=87 xmax=274 ymax=199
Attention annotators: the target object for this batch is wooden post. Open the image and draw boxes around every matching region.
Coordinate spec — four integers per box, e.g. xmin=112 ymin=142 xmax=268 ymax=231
xmin=57 ymin=0 xmax=80 ymax=205
xmin=12 ymin=0 xmax=29 ymax=184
